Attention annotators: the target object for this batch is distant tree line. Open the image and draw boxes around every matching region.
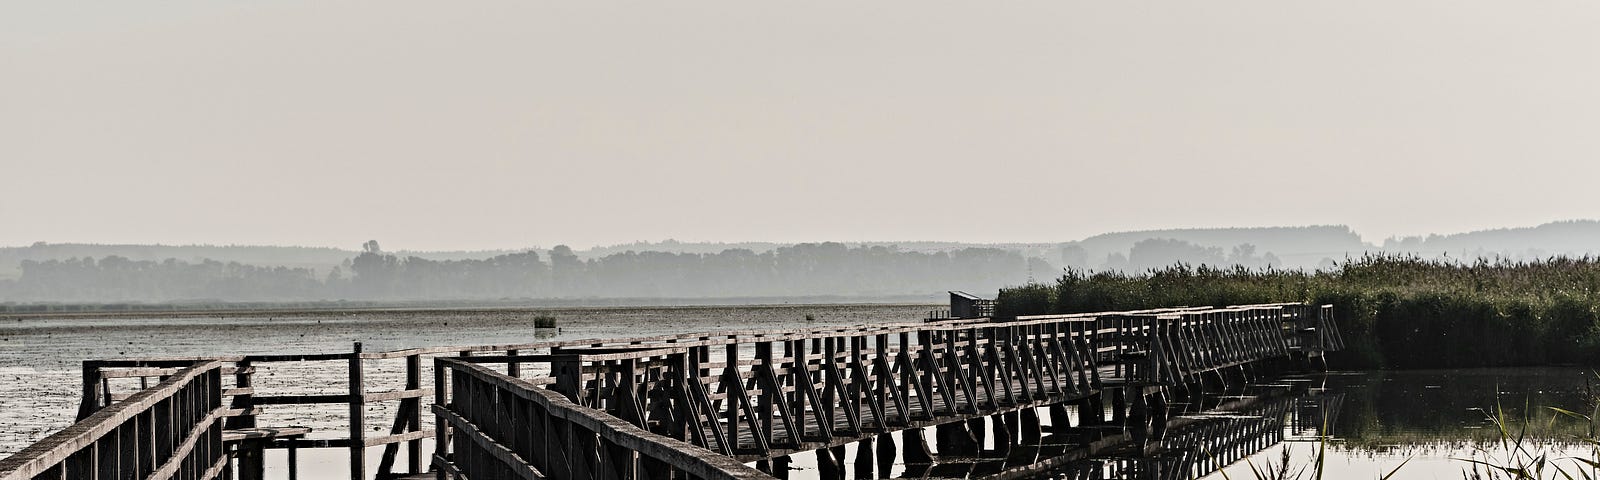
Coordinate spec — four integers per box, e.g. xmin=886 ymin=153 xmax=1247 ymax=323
xmin=0 ymin=242 xmax=1044 ymax=303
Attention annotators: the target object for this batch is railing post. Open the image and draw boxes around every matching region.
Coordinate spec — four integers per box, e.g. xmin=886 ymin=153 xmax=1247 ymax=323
xmin=755 ymin=340 xmax=774 ymax=441
xmin=76 ymin=362 xmax=103 ymax=420
xmin=405 ymin=354 xmax=423 ymax=474
xmin=230 ymin=358 xmax=263 ymax=480
xmin=552 ymin=350 xmax=582 ymax=403
xmin=433 ymin=358 xmax=450 ymax=480
xmin=349 ymin=342 xmax=365 ymax=480
xmin=789 ymin=339 xmax=807 ymax=438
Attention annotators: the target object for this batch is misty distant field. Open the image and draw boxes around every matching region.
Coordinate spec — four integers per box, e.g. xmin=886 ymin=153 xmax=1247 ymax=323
xmin=0 ymin=303 xmax=935 ymax=458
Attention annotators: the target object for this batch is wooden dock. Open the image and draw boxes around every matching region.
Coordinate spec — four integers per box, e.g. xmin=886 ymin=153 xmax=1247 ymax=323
xmin=0 ymin=302 xmax=1342 ymax=480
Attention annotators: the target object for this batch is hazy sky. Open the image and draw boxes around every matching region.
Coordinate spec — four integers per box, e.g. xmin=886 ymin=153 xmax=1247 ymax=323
xmin=5 ymin=2 xmax=1599 ymax=251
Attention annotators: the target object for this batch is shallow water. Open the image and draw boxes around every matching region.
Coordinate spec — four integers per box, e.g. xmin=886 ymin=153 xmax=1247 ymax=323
xmin=0 ymin=303 xmax=934 ymax=460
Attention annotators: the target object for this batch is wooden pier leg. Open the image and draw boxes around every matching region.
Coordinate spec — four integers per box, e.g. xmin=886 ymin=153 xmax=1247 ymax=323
xmin=935 ymin=421 xmax=977 ymax=455
xmin=288 ymin=441 xmax=299 ymax=480
xmin=817 ymin=447 xmax=842 ymax=480
xmin=1111 ymin=388 xmax=1127 ymax=424
xmin=830 ymin=445 xmax=848 ymax=480
xmin=1048 ymin=403 xmax=1072 ymax=432
xmin=349 ymin=342 xmax=366 ymax=480
xmin=1150 ymin=392 xmax=1169 ymax=439
xmin=756 ymin=459 xmax=772 ymax=474
xmin=990 ymin=414 xmax=1013 ymax=456
xmin=772 ymin=455 xmax=792 ymax=480
xmin=1211 ymin=368 xmax=1230 ymax=393
xmin=238 ymin=439 xmax=264 ymax=480
xmin=1020 ymin=408 xmax=1041 ymax=444
xmin=1004 ymin=410 xmax=1021 ymax=442
xmin=229 ymin=357 xmax=266 ymax=479
xmin=506 ymin=349 xmax=520 ymax=377
xmin=855 ymin=437 xmax=875 ymax=479
xmin=875 ymin=432 xmax=897 ymax=476
xmin=1082 ymin=396 xmax=1105 ymax=426
xmin=902 ymin=428 xmax=934 ymax=464
xmin=967 ymin=417 xmax=986 ymax=449
xmin=1130 ymin=389 xmax=1149 ymax=444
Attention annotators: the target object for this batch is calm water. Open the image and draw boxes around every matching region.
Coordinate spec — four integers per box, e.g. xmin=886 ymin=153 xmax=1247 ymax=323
xmin=1203 ymin=367 xmax=1600 ymax=480
xmin=2 ymin=306 xmax=1595 ymax=480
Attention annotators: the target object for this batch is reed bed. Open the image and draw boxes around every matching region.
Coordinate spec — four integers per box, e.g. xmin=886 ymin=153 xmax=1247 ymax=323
xmin=996 ymin=255 xmax=1600 ymax=369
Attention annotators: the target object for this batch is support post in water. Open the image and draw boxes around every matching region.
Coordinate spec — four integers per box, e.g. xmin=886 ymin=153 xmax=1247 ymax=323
xmin=902 ymin=427 xmax=934 ymax=464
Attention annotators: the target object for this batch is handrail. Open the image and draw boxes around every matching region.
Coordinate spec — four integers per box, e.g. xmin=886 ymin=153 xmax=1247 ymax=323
xmin=83 ymin=303 xmax=1307 ymax=365
xmin=0 ymin=360 xmax=227 ymax=480
xmin=47 ymin=301 xmax=1335 ymax=480
xmin=435 ymin=358 xmax=771 ymax=480
xmin=88 ymin=318 xmax=992 ymax=365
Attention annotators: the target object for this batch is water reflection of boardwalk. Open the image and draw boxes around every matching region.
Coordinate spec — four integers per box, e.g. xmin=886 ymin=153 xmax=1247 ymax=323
xmin=880 ymin=388 xmax=1346 ymax=480
xmin=0 ymin=302 xmax=1343 ymax=480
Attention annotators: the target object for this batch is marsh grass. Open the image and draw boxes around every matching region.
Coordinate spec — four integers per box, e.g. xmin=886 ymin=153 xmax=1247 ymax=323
xmin=1454 ymin=396 xmax=1600 ymax=480
xmin=1215 ymin=406 xmax=1409 ymax=480
xmin=997 ymin=255 xmax=1600 ymax=369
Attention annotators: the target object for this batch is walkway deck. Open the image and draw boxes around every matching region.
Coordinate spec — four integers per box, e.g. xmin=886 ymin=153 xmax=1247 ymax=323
xmin=0 ymin=302 xmax=1343 ymax=480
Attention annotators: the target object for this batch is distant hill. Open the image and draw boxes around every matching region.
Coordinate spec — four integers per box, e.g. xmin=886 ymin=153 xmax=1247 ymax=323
xmin=0 ymin=243 xmax=354 ymax=280
xmin=3 ymin=220 xmax=1598 ymax=299
xmin=0 ymin=243 xmax=529 ymax=280
xmin=1066 ymin=225 xmax=1372 ymax=270
xmin=1382 ymin=220 xmax=1600 ymax=259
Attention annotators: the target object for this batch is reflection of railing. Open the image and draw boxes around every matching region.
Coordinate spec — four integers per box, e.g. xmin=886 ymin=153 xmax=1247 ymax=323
xmin=434 ymin=358 xmax=766 ymax=480
xmin=0 ymin=361 xmax=227 ymax=480
xmin=1039 ymin=392 xmax=1348 ymax=480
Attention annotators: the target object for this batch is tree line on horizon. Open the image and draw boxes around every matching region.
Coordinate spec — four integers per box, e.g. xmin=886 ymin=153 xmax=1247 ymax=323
xmin=0 ymin=241 xmax=1045 ymax=303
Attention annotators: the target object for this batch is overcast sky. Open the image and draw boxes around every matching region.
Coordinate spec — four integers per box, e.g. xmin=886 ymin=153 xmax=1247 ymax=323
xmin=4 ymin=1 xmax=1598 ymax=251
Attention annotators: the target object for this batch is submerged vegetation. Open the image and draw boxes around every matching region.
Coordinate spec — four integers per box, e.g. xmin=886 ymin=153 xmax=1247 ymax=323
xmin=996 ymin=255 xmax=1600 ymax=369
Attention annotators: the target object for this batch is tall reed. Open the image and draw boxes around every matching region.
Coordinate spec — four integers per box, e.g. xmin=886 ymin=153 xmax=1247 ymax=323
xmin=997 ymin=255 xmax=1600 ymax=369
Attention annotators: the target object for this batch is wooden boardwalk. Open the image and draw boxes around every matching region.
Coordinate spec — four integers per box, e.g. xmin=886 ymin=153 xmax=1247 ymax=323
xmin=0 ymin=302 xmax=1342 ymax=480
xmin=439 ymin=303 xmax=1342 ymax=480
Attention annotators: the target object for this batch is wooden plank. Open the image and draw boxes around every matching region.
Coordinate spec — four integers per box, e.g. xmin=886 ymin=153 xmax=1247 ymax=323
xmin=221 ymin=427 xmax=311 ymax=442
xmin=364 ymin=430 xmax=431 ymax=447
xmin=252 ymin=394 xmax=355 ymax=405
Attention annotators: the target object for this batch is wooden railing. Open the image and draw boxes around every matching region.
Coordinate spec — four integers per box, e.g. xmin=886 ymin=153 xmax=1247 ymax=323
xmin=456 ymin=304 xmax=1338 ymax=462
xmin=0 ymin=361 xmax=227 ymax=480
xmin=77 ymin=346 xmax=432 ymax=480
xmin=434 ymin=358 xmax=769 ymax=480
xmin=46 ymin=303 xmax=1340 ymax=479
xmin=68 ymin=317 xmax=998 ymax=479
